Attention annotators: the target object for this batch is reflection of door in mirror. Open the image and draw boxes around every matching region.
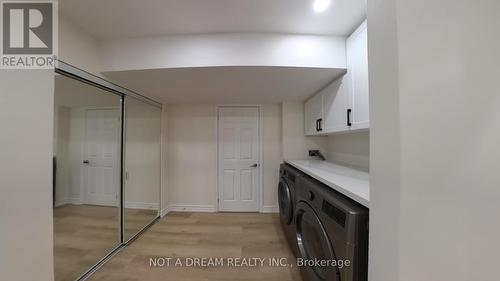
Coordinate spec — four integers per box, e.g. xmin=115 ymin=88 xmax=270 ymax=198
xmin=53 ymin=74 xmax=121 ymax=281
xmin=123 ymin=97 xmax=161 ymax=242
xmin=82 ymin=109 xmax=120 ymax=207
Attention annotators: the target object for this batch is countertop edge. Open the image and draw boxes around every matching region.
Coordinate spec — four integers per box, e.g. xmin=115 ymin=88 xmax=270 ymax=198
xmin=285 ymin=160 xmax=370 ymax=208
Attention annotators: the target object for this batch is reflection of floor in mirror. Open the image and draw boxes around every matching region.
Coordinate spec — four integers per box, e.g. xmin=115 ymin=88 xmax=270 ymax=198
xmin=123 ymin=208 xmax=159 ymax=241
xmin=87 ymin=212 xmax=302 ymax=281
xmin=54 ymin=204 xmax=157 ymax=281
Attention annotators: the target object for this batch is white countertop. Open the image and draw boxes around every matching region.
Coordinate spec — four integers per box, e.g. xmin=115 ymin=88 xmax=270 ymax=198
xmin=286 ymin=160 xmax=370 ymax=208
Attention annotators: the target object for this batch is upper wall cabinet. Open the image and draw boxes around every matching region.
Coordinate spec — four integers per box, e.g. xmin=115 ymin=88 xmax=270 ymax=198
xmin=347 ymin=21 xmax=369 ymax=130
xmin=305 ymin=21 xmax=369 ymax=135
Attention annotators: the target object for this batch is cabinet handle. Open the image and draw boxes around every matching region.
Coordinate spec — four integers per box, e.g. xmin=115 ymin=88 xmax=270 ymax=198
xmin=318 ymin=118 xmax=323 ymax=131
xmin=316 ymin=119 xmax=320 ymax=132
xmin=347 ymin=109 xmax=352 ymax=127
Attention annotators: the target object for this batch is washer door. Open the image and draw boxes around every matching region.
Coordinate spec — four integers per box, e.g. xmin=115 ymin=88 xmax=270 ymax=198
xmin=278 ymin=180 xmax=293 ymax=224
xmin=296 ymin=201 xmax=340 ymax=281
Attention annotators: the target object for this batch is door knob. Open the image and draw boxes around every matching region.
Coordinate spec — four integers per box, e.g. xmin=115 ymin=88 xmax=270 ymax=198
xmin=83 ymin=160 xmax=90 ymax=164
xmin=250 ymin=163 xmax=260 ymax=168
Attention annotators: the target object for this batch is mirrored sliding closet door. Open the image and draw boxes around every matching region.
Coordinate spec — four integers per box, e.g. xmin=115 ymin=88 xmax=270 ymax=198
xmin=53 ymin=61 xmax=162 ymax=281
xmin=53 ymin=74 xmax=122 ymax=281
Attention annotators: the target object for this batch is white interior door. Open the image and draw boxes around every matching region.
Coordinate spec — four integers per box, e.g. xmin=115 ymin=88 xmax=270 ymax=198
xmin=218 ymin=107 xmax=260 ymax=212
xmin=83 ymin=108 xmax=120 ymax=206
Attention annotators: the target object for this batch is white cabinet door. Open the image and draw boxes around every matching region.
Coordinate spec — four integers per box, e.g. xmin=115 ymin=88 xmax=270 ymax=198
xmin=347 ymin=21 xmax=369 ymax=130
xmin=323 ymin=74 xmax=351 ymax=133
xmin=304 ymin=93 xmax=324 ymax=135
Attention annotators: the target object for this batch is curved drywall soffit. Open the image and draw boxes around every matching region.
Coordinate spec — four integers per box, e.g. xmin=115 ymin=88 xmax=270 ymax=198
xmin=100 ymin=33 xmax=347 ymax=72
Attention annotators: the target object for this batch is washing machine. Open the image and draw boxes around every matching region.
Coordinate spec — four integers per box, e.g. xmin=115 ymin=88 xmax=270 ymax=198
xmin=295 ymin=175 xmax=369 ymax=281
xmin=278 ymin=163 xmax=301 ymax=256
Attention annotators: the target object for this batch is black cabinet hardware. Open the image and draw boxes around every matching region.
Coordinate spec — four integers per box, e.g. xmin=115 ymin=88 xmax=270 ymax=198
xmin=347 ymin=109 xmax=352 ymax=127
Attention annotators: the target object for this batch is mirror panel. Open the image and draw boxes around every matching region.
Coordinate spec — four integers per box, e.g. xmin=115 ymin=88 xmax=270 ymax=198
xmin=123 ymin=97 xmax=161 ymax=241
xmin=53 ymin=74 xmax=122 ymax=281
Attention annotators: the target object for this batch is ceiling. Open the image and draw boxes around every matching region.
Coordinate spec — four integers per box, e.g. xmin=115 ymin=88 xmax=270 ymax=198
xmin=103 ymin=66 xmax=345 ymax=104
xmin=60 ymin=0 xmax=366 ymax=39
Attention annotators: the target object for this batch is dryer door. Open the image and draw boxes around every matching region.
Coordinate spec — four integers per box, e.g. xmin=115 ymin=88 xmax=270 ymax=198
xmin=278 ymin=180 xmax=293 ymax=224
xmin=296 ymin=201 xmax=341 ymax=281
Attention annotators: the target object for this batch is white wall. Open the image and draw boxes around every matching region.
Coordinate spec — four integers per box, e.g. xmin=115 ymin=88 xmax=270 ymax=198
xmin=368 ymin=0 xmax=500 ymax=280
xmin=367 ymin=0 xmax=401 ymax=279
xmin=167 ymin=104 xmax=282 ymax=211
xmin=167 ymin=104 xmax=217 ymax=210
xmin=281 ymin=101 xmax=328 ymax=160
xmin=101 ymin=33 xmax=347 ymax=72
xmin=261 ymin=104 xmax=283 ymax=210
xmin=58 ymin=16 xmax=102 ymax=76
xmin=326 ymin=132 xmax=369 ymax=171
xmin=0 ymin=70 xmax=54 ymax=281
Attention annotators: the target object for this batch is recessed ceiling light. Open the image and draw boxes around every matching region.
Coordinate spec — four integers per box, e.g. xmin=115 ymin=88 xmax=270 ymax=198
xmin=313 ymin=0 xmax=331 ymax=13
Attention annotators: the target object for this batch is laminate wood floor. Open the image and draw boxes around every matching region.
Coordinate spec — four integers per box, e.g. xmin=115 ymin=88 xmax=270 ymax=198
xmin=88 ymin=212 xmax=302 ymax=281
xmin=54 ymin=204 xmax=157 ymax=281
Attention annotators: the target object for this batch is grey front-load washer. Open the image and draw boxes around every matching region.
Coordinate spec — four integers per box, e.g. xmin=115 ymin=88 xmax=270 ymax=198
xmin=295 ymin=175 xmax=369 ymax=281
xmin=278 ymin=163 xmax=301 ymax=256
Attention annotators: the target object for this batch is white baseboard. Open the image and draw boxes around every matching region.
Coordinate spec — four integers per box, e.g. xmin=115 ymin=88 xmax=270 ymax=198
xmin=67 ymin=197 xmax=82 ymax=205
xmin=261 ymin=205 xmax=279 ymax=213
xmin=55 ymin=197 xmax=81 ymax=207
xmin=124 ymin=202 xmax=159 ymax=210
xmin=166 ymin=204 xmax=216 ymax=213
